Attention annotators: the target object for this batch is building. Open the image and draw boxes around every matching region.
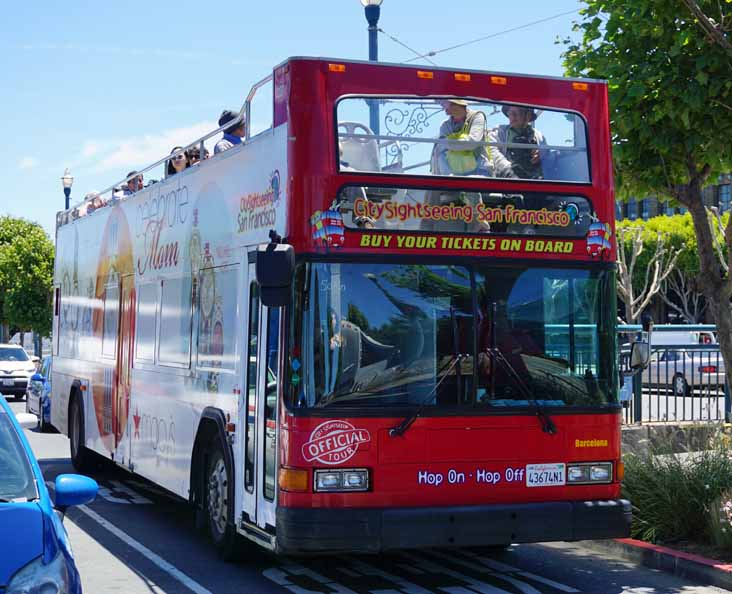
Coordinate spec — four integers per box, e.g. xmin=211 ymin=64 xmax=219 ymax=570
xmin=616 ymin=174 xmax=732 ymax=221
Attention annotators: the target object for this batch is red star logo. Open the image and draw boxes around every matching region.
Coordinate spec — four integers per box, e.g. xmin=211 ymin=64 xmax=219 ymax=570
xmin=133 ymin=408 xmax=141 ymax=438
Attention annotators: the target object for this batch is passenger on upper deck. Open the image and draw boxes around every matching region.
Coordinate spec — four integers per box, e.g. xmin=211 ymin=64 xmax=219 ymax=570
xmin=188 ymin=145 xmax=210 ymax=165
xmin=214 ymin=110 xmax=245 ymax=154
xmin=431 ymin=99 xmax=494 ymax=177
xmin=167 ymin=147 xmax=190 ymax=176
xmin=489 ymin=106 xmax=546 ymax=179
xmin=125 ymin=171 xmax=143 ymax=194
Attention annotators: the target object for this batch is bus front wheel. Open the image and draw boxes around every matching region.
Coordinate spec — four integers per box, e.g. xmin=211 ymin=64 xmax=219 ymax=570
xmin=205 ymin=443 xmax=241 ymax=560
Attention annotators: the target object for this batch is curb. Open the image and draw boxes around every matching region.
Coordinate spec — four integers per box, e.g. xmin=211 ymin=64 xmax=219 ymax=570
xmin=581 ymin=538 xmax=732 ymax=591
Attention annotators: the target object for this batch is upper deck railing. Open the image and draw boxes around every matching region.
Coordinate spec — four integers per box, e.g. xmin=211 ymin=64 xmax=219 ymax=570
xmin=56 ymin=74 xmax=273 ymax=229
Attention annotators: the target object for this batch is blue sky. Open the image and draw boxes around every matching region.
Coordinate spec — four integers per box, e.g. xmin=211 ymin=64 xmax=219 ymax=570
xmin=0 ymin=0 xmax=581 ymax=236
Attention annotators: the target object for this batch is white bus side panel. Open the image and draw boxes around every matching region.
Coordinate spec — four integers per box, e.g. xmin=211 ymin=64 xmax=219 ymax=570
xmin=52 ymin=124 xmax=288 ymax=499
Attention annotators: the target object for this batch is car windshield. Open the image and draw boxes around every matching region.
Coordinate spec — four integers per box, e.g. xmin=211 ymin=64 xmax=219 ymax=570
xmin=289 ymin=262 xmax=616 ymax=410
xmin=0 ymin=412 xmax=37 ymax=502
xmin=0 ymin=348 xmax=29 ymax=362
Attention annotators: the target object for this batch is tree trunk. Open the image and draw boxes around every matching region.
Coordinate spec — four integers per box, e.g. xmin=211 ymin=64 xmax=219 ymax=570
xmin=684 ymin=184 xmax=732 ymax=408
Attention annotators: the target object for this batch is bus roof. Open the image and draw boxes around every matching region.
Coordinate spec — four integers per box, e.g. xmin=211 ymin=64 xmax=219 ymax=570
xmin=277 ymin=56 xmax=607 ymax=86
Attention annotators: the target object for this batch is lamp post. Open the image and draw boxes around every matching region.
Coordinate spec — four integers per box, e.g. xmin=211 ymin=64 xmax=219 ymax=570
xmin=61 ymin=168 xmax=74 ymax=210
xmin=361 ymin=0 xmax=383 ymax=134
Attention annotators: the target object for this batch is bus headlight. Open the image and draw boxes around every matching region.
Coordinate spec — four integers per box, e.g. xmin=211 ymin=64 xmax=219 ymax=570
xmin=567 ymin=462 xmax=613 ymax=484
xmin=314 ymin=469 xmax=369 ymax=492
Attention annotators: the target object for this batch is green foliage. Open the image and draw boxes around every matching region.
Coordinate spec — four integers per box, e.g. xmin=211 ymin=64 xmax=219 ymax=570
xmin=709 ymin=489 xmax=732 ymax=549
xmin=0 ymin=216 xmax=55 ymax=336
xmin=562 ymin=0 xmax=732 ymax=199
xmin=623 ymin=433 xmax=732 ymax=544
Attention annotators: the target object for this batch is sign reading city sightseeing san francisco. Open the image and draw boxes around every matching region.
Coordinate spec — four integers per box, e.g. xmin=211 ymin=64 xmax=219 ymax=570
xmin=334 ymin=187 xmax=595 ymax=238
xmin=301 ymin=420 xmax=371 ymax=465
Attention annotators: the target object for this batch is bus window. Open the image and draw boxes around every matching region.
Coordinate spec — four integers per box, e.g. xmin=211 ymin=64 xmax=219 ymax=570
xmin=263 ymin=307 xmax=280 ymax=501
xmin=102 ymin=283 xmax=119 ymax=359
xmin=336 ymin=97 xmax=589 ymax=183
xmin=245 ymin=282 xmax=259 ymax=493
xmin=158 ymin=277 xmax=192 ymax=367
xmin=135 ymin=282 xmax=158 ymax=363
xmin=197 ymin=265 xmax=239 ymax=372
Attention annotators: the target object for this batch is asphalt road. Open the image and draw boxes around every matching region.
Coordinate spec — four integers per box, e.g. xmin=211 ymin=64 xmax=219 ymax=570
xmin=6 ymin=397 xmax=729 ymax=594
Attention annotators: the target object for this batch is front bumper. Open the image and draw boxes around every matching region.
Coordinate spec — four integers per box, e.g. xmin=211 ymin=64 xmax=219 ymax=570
xmin=276 ymin=499 xmax=631 ymax=554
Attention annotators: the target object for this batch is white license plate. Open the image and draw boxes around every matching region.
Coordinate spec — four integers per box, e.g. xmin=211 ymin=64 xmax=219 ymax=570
xmin=526 ymin=463 xmax=566 ymax=487
xmin=2 ymin=379 xmax=14 ymax=387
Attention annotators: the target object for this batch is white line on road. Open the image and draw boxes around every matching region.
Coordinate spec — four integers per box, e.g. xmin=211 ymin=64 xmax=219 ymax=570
xmin=73 ymin=504 xmax=213 ymax=594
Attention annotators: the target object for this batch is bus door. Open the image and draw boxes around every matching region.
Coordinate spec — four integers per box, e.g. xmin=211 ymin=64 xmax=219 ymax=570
xmin=242 ymin=261 xmax=280 ymax=532
xmin=115 ymin=274 xmax=135 ymax=456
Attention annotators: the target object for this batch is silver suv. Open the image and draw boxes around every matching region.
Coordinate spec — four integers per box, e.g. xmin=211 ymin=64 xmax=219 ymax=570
xmin=0 ymin=344 xmax=37 ymax=400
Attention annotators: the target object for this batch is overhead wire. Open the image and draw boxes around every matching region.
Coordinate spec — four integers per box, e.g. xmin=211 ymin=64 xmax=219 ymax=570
xmin=403 ymin=8 xmax=579 ymax=63
xmin=377 ymin=27 xmax=438 ymax=66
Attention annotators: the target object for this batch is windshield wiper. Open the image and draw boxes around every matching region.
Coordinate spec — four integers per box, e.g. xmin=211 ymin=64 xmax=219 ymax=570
xmin=389 ymin=353 xmax=465 ymax=437
xmin=485 ymin=302 xmax=557 ymax=435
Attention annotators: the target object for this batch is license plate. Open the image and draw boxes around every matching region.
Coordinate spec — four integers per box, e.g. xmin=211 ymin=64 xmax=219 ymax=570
xmin=526 ymin=463 xmax=566 ymax=487
xmin=2 ymin=379 xmax=14 ymax=387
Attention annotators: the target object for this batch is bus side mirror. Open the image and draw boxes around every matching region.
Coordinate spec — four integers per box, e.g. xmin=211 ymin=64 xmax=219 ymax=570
xmin=256 ymin=243 xmax=295 ymax=307
xmin=630 ymin=341 xmax=650 ymax=371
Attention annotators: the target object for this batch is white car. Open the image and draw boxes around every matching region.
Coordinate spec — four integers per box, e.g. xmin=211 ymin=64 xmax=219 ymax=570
xmin=642 ymin=348 xmax=725 ymax=396
xmin=0 ymin=344 xmax=38 ymax=400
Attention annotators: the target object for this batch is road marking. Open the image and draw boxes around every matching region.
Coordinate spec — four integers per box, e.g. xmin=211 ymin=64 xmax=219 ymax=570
xmin=400 ymin=552 xmax=512 ymax=594
xmin=348 ymin=558 xmax=433 ymax=594
xmin=73 ymin=503 xmax=213 ymax=594
xmin=263 ymin=564 xmax=359 ymax=594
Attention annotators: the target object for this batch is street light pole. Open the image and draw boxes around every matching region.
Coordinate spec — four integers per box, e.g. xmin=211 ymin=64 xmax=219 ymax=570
xmin=61 ymin=168 xmax=74 ymax=211
xmin=361 ymin=0 xmax=383 ymax=135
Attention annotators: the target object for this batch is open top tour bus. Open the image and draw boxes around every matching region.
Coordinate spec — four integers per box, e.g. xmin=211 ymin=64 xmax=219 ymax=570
xmin=52 ymin=57 xmax=628 ymax=556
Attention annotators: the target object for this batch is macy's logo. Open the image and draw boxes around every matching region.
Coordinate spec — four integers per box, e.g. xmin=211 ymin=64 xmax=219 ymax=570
xmin=301 ymin=420 xmax=370 ymax=465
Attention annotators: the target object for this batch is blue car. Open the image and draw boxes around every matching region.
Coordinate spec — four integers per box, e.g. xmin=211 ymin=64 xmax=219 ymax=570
xmin=26 ymin=356 xmax=53 ymax=432
xmin=0 ymin=397 xmax=97 ymax=594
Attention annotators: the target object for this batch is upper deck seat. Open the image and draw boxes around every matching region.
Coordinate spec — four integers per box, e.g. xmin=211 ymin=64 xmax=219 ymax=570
xmin=338 ymin=122 xmax=381 ymax=173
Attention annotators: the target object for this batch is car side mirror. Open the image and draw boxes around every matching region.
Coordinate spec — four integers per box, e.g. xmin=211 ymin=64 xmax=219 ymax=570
xmin=630 ymin=341 xmax=650 ymax=371
xmin=31 ymin=373 xmax=44 ymax=382
xmin=54 ymin=474 xmax=98 ymax=514
xmin=15 ymin=413 xmax=38 ymax=429
xmin=256 ymin=242 xmax=295 ymax=308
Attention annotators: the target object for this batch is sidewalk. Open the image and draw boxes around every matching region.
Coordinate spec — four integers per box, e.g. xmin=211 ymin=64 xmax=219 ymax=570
xmin=582 ymin=538 xmax=732 ymax=591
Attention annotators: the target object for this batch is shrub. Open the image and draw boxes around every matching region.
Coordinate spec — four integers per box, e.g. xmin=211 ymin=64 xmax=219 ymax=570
xmin=622 ymin=431 xmax=732 ymax=544
xmin=709 ymin=490 xmax=732 ymax=549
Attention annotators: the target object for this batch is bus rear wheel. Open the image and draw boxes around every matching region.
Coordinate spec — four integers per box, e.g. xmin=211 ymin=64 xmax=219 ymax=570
xmin=205 ymin=444 xmax=241 ymax=560
xmin=70 ymin=394 xmax=94 ymax=473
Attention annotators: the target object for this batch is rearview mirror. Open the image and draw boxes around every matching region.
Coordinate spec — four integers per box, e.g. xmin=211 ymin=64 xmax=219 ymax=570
xmin=31 ymin=373 xmax=44 ymax=382
xmin=54 ymin=474 xmax=98 ymax=513
xmin=15 ymin=412 xmax=38 ymax=430
xmin=256 ymin=242 xmax=295 ymax=307
xmin=630 ymin=341 xmax=650 ymax=370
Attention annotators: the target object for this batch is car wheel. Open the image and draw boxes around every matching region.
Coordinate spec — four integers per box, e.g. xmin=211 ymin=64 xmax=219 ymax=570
xmin=673 ymin=373 xmax=690 ymax=397
xmin=70 ymin=395 xmax=94 ymax=472
xmin=205 ymin=443 xmax=241 ymax=560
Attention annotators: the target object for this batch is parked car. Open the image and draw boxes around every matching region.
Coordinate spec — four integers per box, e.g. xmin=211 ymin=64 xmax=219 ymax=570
xmin=642 ymin=348 xmax=726 ymax=396
xmin=0 ymin=397 xmax=98 ymax=593
xmin=26 ymin=356 xmax=53 ymax=432
xmin=0 ymin=344 xmax=38 ymax=401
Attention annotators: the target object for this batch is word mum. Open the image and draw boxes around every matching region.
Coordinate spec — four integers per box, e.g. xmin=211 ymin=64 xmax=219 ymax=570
xmin=353 ymin=198 xmax=571 ymax=227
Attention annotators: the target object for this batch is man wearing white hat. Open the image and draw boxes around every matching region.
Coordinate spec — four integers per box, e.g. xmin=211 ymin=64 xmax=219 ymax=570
xmin=490 ymin=105 xmax=546 ymax=179
xmin=431 ymin=99 xmax=494 ymax=177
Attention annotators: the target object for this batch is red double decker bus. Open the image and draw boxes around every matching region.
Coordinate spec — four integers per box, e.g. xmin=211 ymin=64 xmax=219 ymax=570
xmin=53 ymin=57 xmax=627 ymax=557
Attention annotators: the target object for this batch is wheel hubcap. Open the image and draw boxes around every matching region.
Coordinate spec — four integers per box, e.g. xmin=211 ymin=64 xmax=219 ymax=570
xmin=208 ymin=457 xmax=228 ymax=537
xmin=675 ymin=377 xmax=684 ymax=394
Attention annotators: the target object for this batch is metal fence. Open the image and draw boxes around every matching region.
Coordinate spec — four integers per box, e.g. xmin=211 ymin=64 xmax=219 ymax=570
xmin=618 ymin=324 xmax=730 ymax=424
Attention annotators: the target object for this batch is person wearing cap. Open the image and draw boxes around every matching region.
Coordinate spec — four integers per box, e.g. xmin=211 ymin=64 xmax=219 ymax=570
xmin=214 ymin=109 xmax=245 ymax=154
xmin=489 ymin=105 xmax=546 ymax=179
xmin=431 ymin=99 xmax=493 ymax=177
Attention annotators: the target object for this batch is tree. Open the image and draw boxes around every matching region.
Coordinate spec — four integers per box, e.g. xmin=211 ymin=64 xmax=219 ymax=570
xmin=562 ymin=1 xmax=732 ymax=393
xmin=0 ymin=217 xmax=55 ymax=339
xmin=616 ymin=223 xmax=680 ymax=323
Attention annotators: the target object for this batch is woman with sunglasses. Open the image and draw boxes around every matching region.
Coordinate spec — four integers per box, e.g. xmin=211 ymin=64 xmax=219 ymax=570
xmin=167 ymin=146 xmax=190 ymax=176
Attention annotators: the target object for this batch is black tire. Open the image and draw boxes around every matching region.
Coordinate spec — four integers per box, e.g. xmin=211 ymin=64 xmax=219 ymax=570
xmin=39 ymin=403 xmax=51 ymax=433
xmin=204 ymin=443 xmax=242 ymax=561
xmin=69 ymin=394 xmax=94 ymax=473
xmin=672 ymin=373 xmax=690 ymax=397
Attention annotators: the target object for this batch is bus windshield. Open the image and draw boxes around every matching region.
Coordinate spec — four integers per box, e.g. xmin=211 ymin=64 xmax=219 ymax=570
xmin=337 ymin=97 xmax=589 ymax=183
xmin=290 ymin=262 xmax=616 ymax=410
